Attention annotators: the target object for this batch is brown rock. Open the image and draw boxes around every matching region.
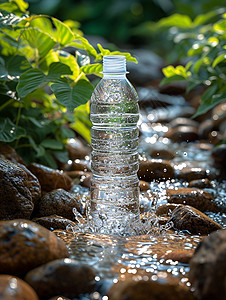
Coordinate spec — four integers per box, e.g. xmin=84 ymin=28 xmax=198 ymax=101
xmin=64 ymin=160 xmax=91 ymax=172
xmin=66 ymin=138 xmax=90 ymax=160
xmin=212 ymin=102 xmax=226 ymax=128
xmin=79 ymin=172 xmax=92 ymax=189
xmin=108 ymin=275 xmax=195 ymax=300
xmin=139 ymin=180 xmax=150 ymax=191
xmin=199 ymin=119 xmax=216 ymax=138
xmin=165 ymin=126 xmax=199 ymax=142
xmin=188 ymin=178 xmax=212 ymax=189
xmin=0 ymin=158 xmax=34 ymax=220
xmin=33 ymin=215 xmax=77 ymax=231
xmin=138 ymin=159 xmax=174 ymax=181
xmin=149 ymin=149 xmax=175 ymax=160
xmin=169 ymin=204 xmax=222 ymax=235
xmin=0 ymin=143 xmax=26 ymax=165
xmin=211 ymin=144 xmax=226 ymax=168
xmin=0 ymin=275 xmax=39 ymax=300
xmin=155 ymin=203 xmax=181 ymax=216
xmin=169 ymin=117 xmax=199 ymax=128
xmin=189 ymin=229 xmax=226 ymax=300
xmin=35 ymin=189 xmax=82 ymax=220
xmin=48 ymin=297 xmax=71 ymax=300
xmin=161 ymin=250 xmax=193 ymax=264
xmin=0 ymin=219 xmax=69 ymax=275
xmin=65 ymin=170 xmax=87 ymax=179
xmin=176 ymin=167 xmax=208 ymax=182
xmin=25 ymin=258 xmax=95 ymax=299
xmin=28 ymin=163 xmax=72 ymax=192
xmin=167 ymin=187 xmax=218 ymax=212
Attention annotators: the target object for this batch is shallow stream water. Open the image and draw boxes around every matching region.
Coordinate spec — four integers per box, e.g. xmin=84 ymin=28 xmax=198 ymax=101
xmin=56 ymin=103 xmax=226 ymax=299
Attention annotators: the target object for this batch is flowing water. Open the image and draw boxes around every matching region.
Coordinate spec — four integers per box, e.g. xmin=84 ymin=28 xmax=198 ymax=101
xmin=56 ymin=104 xmax=226 ymax=299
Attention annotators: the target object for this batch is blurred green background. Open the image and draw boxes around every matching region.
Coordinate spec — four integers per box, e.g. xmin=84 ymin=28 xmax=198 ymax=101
xmin=27 ymin=0 xmax=226 ymax=48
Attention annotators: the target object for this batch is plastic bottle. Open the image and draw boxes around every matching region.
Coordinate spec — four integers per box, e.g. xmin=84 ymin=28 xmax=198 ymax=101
xmin=89 ymin=55 xmax=140 ymax=235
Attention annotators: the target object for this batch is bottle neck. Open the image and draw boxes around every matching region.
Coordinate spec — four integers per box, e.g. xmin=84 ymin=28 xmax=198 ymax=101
xmin=103 ymin=73 xmax=127 ymax=79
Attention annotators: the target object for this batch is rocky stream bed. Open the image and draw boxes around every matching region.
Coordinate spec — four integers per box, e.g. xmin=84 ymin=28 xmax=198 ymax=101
xmin=0 ymin=52 xmax=226 ymax=300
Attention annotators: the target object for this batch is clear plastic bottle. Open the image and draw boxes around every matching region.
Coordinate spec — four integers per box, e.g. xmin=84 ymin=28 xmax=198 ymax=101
xmin=88 ymin=55 xmax=140 ymax=235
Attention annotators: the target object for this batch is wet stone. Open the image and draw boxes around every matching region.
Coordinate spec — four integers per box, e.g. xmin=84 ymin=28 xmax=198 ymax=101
xmin=25 ymin=258 xmax=95 ymax=299
xmin=161 ymin=250 xmax=193 ymax=264
xmin=212 ymin=102 xmax=226 ymax=128
xmin=108 ymin=273 xmax=195 ymax=300
xmin=211 ymin=144 xmax=226 ymax=168
xmin=66 ymin=138 xmax=90 ymax=160
xmin=175 ymin=167 xmax=208 ymax=182
xmin=169 ymin=117 xmax=199 ymax=129
xmin=138 ymin=159 xmax=174 ymax=181
xmin=169 ymin=204 xmax=222 ymax=235
xmin=63 ymin=160 xmax=91 ymax=172
xmin=139 ymin=180 xmax=150 ymax=191
xmin=166 ymin=187 xmax=219 ymax=212
xmin=79 ymin=172 xmax=92 ymax=189
xmin=0 ymin=275 xmax=39 ymax=300
xmin=149 ymin=149 xmax=175 ymax=160
xmin=48 ymin=297 xmax=71 ymax=300
xmin=35 ymin=189 xmax=83 ymax=220
xmin=189 ymin=229 xmax=226 ymax=300
xmin=165 ymin=126 xmax=199 ymax=143
xmin=0 ymin=219 xmax=69 ymax=276
xmin=0 ymin=158 xmax=34 ymax=220
xmin=28 ymin=163 xmax=72 ymax=192
xmin=155 ymin=203 xmax=181 ymax=216
xmin=0 ymin=143 xmax=26 ymax=165
xmin=33 ymin=215 xmax=77 ymax=231
xmin=188 ymin=178 xmax=212 ymax=189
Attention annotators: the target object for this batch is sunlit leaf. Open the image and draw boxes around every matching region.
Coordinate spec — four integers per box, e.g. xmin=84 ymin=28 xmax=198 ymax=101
xmin=81 ymin=63 xmax=103 ymax=75
xmin=155 ymin=13 xmax=192 ymax=29
xmin=0 ymin=8 xmax=25 ymax=28
xmin=212 ymin=53 xmax=226 ymax=67
xmin=97 ymin=44 xmax=138 ymax=63
xmin=194 ymin=10 xmax=218 ymax=26
xmin=213 ymin=20 xmax=226 ymax=34
xmin=47 ymin=62 xmax=73 ymax=81
xmin=52 ymin=17 xmax=74 ymax=46
xmin=160 ymin=75 xmax=186 ymax=86
xmin=72 ymin=35 xmax=98 ymax=58
xmin=50 ymin=79 xmax=93 ymax=111
xmin=0 ymin=118 xmax=26 ymax=142
xmin=21 ymin=28 xmax=56 ymax=58
xmin=70 ymin=119 xmax=91 ymax=144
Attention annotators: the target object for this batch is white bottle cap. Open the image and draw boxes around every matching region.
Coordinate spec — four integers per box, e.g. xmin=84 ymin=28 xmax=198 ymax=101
xmin=103 ymin=55 xmax=126 ymax=74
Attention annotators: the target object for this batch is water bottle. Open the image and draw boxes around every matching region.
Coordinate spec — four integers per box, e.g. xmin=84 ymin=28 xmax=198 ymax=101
xmin=89 ymin=55 xmax=140 ymax=236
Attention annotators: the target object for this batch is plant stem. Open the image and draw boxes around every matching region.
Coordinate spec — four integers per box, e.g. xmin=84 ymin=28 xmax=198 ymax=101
xmin=0 ymin=98 xmax=14 ymax=111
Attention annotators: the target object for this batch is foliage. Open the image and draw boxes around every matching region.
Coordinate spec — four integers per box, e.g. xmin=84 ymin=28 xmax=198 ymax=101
xmin=0 ymin=0 xmax=137 ymax=168
xmin=157 ymin=8 xmax=226 ymax=118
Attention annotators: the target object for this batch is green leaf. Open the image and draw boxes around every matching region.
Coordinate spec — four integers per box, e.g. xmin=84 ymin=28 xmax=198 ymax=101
xmin=202 ymin=84 xmax=218 ymax=101
xmin=160 ymin=75 xmax=186 ymax=86
xmin=50 ymin=79 xmax=93 ymax=111
xmin=72 ymin=35 xmax=98 ymax=58
xmin=17 ymin=68 xmax=46 ymax=98
xmin=70 ymin=119 xmax=91 ymax=144
xmin=47 ymin=62 xmax=73 ymax=81
xmin=97 ymin=44 xmax=138 ymax=63
xmin=81 ymin=63 xmax=103 ymax=75
xmin=61 ymin=126 xmax=75 ymax=139
xmin=0 ymin=8 xmax=25 ymax=29
xmin=193 ymin=10 xmax=218 ymax=26
xmin=193 ymin=92 xmax=226 ymax=118
xmin=21 ymin=28 xmax=56 ymax=58
xmin=53 ymin=150 xmax=69 ymax=163
xmin=40 ymin=139 xmax=64 ymax=150
xmin=12 ymin=0 xmax=29 ymax=12
xmin=213 ymin=20 xmax=226 ymax=34
xmin=0 ymin=55 xmax=31 ymax=81
xmin=155 ymin=14 xmax=192 ymax=29
xmin=212 ymin=53 xmax=226 ymax=68
xmin=52 ymin=17 xmax=74 ymax=46
xmin=186 ymin=81 xmax=202 ymax=93
xmin=0 ymin=118 xmax=26 ymax=142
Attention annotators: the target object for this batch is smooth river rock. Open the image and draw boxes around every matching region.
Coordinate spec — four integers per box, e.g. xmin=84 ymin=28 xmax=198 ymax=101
xmin=165 ymin=126 xmax=199 ymax=142
xmin=138 ymin=159 xmax=174 ymax=181
xmin=0 ymin=143 xmax=26 ymax=165
xmin=35 ymin=189 xmax=82 ymax=220
xmin=0 ymin=158 xmax=34 ymax=220
xmin=28 ymin=163 xmax=72 ymax=192
xmin=66 ymin=138 xmax=90 ymax=160
xmin=0 ymin=275 xmax=39 ymax=300
xmin=189 ymin=229 xmax=226 ymax=300
xmin=175 ymin=167 xmax=208 ymax=182
xmin=188 ymin=178 xmax=212 ymax=189
xmin=166 ymin=187 xmax=219 ymax=212
xmin=168 ymin=204 xmax=222 ymax=235
xmin=25 ymin=258 xmax=95 ymax=299
xmin=33 ymin=215 xmax=77 ymax=231
xmin=0 ymin=219 xmax=69 ymax=275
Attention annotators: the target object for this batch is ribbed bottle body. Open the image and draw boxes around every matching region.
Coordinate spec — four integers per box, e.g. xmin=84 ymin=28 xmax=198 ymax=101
xmin=89 ymin=76 xmax=140 ymax=235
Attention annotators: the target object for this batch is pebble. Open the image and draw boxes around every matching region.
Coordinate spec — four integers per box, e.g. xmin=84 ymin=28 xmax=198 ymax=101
xmin=166 ymin=187 xmax=219 ymax=212
xmin=33 ymin=215 xmax=77 ymax=231
xmin=139 ymin=180 xmax=150 ymax=191
xmin=63 ymin=160 xmax=91 ymax=172
xmin=211 ymin=144 xmax=226 ymax=168
xmin=149 ymin=149 xmax=175 ymax=160
xmin=169 ymin=117 xmax=199 ymax=128
xmin=0 ymin=275 xmax=39 ymax=300
xmin=0 ymin=158 xmax=34 ymax=220
xmin=188 ymin=178 xmax=212 ymax=189
xmin=25 ymin=258 xmax=95 ymax=299
xmin=138 ymin=159 xmax=174 ymax=181
xmin=189 ymin=229 xmax=226 ymax=300
xmin=66 ymin=138 xmax=90 ymax=160
xmin=168 ymin=204 xmax=222 ymax=235
xmin=28 ymin=163 xmax=72 ymax=192
xmin=165 ymin=126 xmax=199 ymax=142
xmin=0 ymin=219 xmax=69 ymax=275
xmin=0 ymin=143 xmax=26 ymax=165
xmin=155 ymin=203 xmax=181 ymax=216
xmin=35 ymin=189 xmax=83 ymax=220
xmin=175 ymin=167 xmax=208 ymax=182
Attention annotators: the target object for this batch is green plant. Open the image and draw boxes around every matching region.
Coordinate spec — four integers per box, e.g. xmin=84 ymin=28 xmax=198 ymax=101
xmin=146 ymin=8 xmax=226 ymax=118
xmin=0 ymin=0 xmax=137 ymax=168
